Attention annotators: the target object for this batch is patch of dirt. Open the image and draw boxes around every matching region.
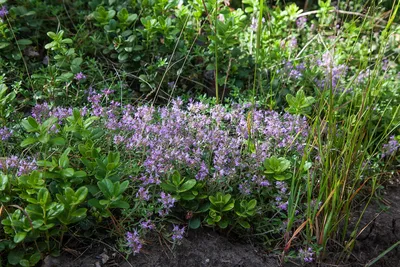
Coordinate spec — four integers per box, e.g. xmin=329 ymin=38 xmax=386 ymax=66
xmin=127 ymin=229 xmax=278 ymax=267
xmin=42 ymin=229 xmax=279 ymax=267
xmin=349 ymin=177 xmax=400 ymax=267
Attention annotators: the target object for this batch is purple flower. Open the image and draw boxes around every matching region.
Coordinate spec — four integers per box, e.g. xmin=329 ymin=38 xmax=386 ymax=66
xmin=167 ymin=81 xmax=175 ymax=88
xmin=102 ymin=88 xmax=114 ymax=96
xmin=171 ymin=225 xmax=185 ymax=241
xmin=289 ymin=37 xmax=297 ymax=48
xmin=0 ymin=6 xmax=8 ymax=19
xmin=316 ymin=52 xmax=347 ymax=90
xmin=381 ymin=136 xmax=400 ymax=158
xmin=136 ymin=187 xmax=151 ymax=201
xmin=140 ymin=220 xmax=155 ymax=230
xmin=157 ymin=192 xmax=176 ymax=216
xmin=276 ymin=181 xmax=288 ymax=193
xmin=1 ymin=156 xmax=37 ymax=176
xmin=238 ymin=181 xmax=252 ymax=195
xmin=195 ymin=161 xmax=209 ymax=180
xmin=74 ymin=72 xmax=86 ymax=81
xmin=277 ymin=201 xmax=288 ymax=211
xmin=158 ymin=192 xmax=176 ymax=209
xmin=31 ymin=102 xmax=51 ymax=122
xmin=299 ymin=247 xmax=314 ymax=263
xmin=296 ymin=17 xmax=307 ymax=29
xmin=0 ymin=127 xmax=13 ymax=141
xmin=126 ymin=230 xmax=142 ymax=255
xmin=250 ymin=17 xmax=265 ymax=31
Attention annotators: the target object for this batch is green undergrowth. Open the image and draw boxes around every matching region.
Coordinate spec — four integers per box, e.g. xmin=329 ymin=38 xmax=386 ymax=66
xmin=0 ymin=0 xmax=399 ymax=266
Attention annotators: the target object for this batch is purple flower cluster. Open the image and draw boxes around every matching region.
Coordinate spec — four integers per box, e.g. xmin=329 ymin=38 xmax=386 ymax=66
xmin=31 ymin=94 xmax=309 ymax=198
xmin=238 ymin=181 xmax=252 ymax=195
xmin=0 ymin=6 xmax=8 ymax=19
xmin=158 ymin=192 xmax=176 ymax=216
xmin=0 ymin=156 xmax=37 ymax=176
xmin=75 ymin=72 xmax=86 ymax=81
xmin=140 ymin=220 xmax=155 ymax=230
xmin=31 ymin=102 xmax=74 ymax=125
xmin=316 ymin=52 xmax=347 ymax=90
xmin=278 ymin=60 xmax=306 ymax=80
xmin=275 ymin=181 xmax=289 ymax=211
xmin=299 ymin=247 xmax=314 ymax=263
xmin=101 ymin=99 xmax=308 ymax=186
xmin=0 ymin=126 xmax=12 ymax=141
xmin=296 ymin=17 xmax=307 ymax=30
xmin=381 ymin=136 xmax=400 ymax=158
xmin=136 ymin=187 xmax=151 ymax=201
xmin=126 ymin=230 xmax=142 ymax=255
xmin=171 ymin=225 xmax=185 ymax=241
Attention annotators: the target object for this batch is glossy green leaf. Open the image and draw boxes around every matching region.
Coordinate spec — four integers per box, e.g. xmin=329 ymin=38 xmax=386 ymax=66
xmin=13 ymin=232 xmax=27 ymax=243
xmin=179 ymin=179 xmax=196 ymax=192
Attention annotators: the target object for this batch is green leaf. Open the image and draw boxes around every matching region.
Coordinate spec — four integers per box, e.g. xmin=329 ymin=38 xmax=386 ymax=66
xmin=71 ymin=208 xmax=87 ymax=220
xmin=99 ymin=199 xmax=109 ymax=206
xmin=71 ymin=57 xmax=83 ymax=66
xmin=160 ymin=182 xmax=176 ymax=192
xmin=38 ymin=133 xmax=50 ymax=144
xmin=98 ymin=179 xmax=113 ymax=198
xmin=61 ymin=168 xmax=75 ymax=177
xmin=75 ymin=187 xmax=88 ymax=204
xmin=179 ymin=179 xmax=196 ymax=192
xmin=0 ymin=42 xmax=10 ymax=49
xmin=47 ymin=31 xmax=58 ymax=40
xmin=17 ymin=39 xmax=33 ymax=46
xmin=189 ymin=218 xmax=201 ymax=229
xmin=118 ymin=180 xmax=129 ymax=195
xmin=238 ymin=220 xmax=250 ymax=229
xmin=36 ymin=160 xmax=54 ymax=168
xmin=197 ymin=202 xmax=210 ymax=213
xmin=180 ymin=192 xmax=196 ymax=201
xmin=13 ymin=232 xmax=27 ymax=243
xmin=110 ymin=200 xmax=129 ymax=209
xmin=74 ymin=170 xmax=87 ymax=178
xmin=42 ymin=117 xmax=58 ymax=130
xmin=38 ymin=188 xmax=50 ymax=204
xmin=47 ymin=203 xmax=64 ymax=219
xmin=117 ymin=8 xmax=129 ymax=22
xmin=118 ymin=52 xmax=129 ymax=62
xmin=56 ymin=72 xmax=74 ymax=82
xmin=29 ymin=252 xmax=41 ymax=266
xmin=7 ymin=248 xmax=23 ymax=264
xmin=61 ymin=38 xmax=73 ymax=44
xmin=32 ymin=219 xmax=44 ymax=229
xmin=222 ymin=202 xmax=235 ymax=212
xmin=50 ymin=137 xmax=66 ymax=146
xmin=19 ymin=259 xmax=30 ymax=267
xmin=21 ymin=117 xmax=39 ymax=132
xmin=0 ymin=173 xmax=8 ymax=191
xmin=171 ymin=170 xmax=181 ymax=186
xmin=88 ymin=198 xmax=102 ymax=209
xmin=218 ymin=218 xmax=229 ymax=229
xmin=247 ymin=199 xmax=257 ymax=210
xmin=222 ymin=194 xmax=232 ymax=204
xmin=59 ymin=148 xmax=71 ymax=169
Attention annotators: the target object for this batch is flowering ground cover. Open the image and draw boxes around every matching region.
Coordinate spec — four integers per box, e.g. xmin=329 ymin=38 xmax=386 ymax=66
xmin=0 ymin=0 xmax=400 ymax=266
